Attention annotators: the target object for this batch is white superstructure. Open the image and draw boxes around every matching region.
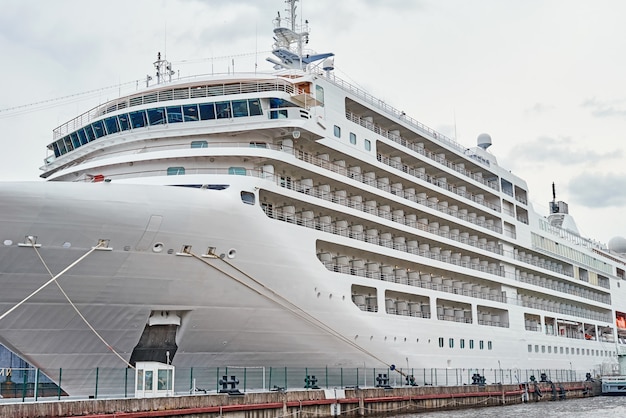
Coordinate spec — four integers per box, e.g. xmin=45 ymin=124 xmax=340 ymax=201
xmin=2 ymin=0 xmax=626 ymax=395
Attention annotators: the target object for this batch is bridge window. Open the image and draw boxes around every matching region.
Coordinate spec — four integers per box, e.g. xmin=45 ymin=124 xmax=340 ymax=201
xmin=70 ymin=132 xmax=81 ymax=148
xmin=118 ymin=114 xmax=130 ymax=131
xmin=104 ymin=116 xmax=120 ymax=134
xmin=92 ymin=120 xmax=106 ymax=138
xmin=130 ymin=110 xmax=147 ymax=128
xmin=63 ymin=136 xmax=73 ymax=152
xmin=77 ymin=129 xmax=88 ymax=145
xmin=199 ymin=103 xmax=215 ymax=120
xmin=215 ymin=101 xmax=232 ymax=119
xmin=232 ymin=100 xmax=249 ymax=117
xmin=166 ymin=106 xmax=184 ymax=123
xmin=84 ymin=125 xmax=96 ymax=142
xmin=147 ymin=108 xmax=166 ymax=125
xmin=248 ymin=99 xmax=262 ymax=116
xmin=183 ymin=104 xmax=199 ymax=121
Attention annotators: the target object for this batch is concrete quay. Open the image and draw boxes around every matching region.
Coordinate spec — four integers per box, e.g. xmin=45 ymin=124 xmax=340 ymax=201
xmin=0 ymin=381 xmax=601 ymax=418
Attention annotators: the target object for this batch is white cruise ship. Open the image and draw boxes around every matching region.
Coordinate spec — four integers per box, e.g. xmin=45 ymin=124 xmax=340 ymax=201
xmin=2 ymin=0 xmax=626 ymax=395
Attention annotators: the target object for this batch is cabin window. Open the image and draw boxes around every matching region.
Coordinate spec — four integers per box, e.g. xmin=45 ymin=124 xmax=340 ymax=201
xmin=249 ymin=142 xmax=267 ymax=148
xmin=166 ymin=106 xmax=184 ymax=123
xmin=199 ymin=103 xmax=216 ymax=120
xmin=104 ymin=116 xmax=120 ymax=134
xmin=469 ymin=340 xmax=474 ymax=349
xmin=240 ymin=191 xmax=255 ymax=205
xmin=248 ymin=99 xmax=262 ymax=116
xmin=449 ymin=338 xmax=454 ymax=348
xmin=232 ymin=100 xmax=249 ymax=117
xmin=333 ymin=125 xmax=341 ymax=138
xmin=228 ymin=167 xmax=247 ymax=175
xmin=488 ymin=341 xmax=493 ymax=350
xmin=167 ymin=167 xmax=185 ymax=175
xmin=147 ymin=108 xmax=166 ymax=125
xmin=350 ymin=132 xmax=357 ymax=144
xmin=364 ymin=139 xmax=371 ymax=151
xmin=479 ymin=340 xmax=484 ymax=350
xmin=460 ymin=339 xmax=465 ymax=349
xmin=183 ymin=104 xmax=199 ymax=121
xmin=528 ymin=344 xmax=532 ymax=353
xmin=315 ymin=85 xmax=324 ymax=105
xmin=190 ymin=141 xmax=208 ymax=148
xmin=215 ymin=101 xmax=232 ymax=119
xmin=438 ymin=337 xmax=444 ymax=348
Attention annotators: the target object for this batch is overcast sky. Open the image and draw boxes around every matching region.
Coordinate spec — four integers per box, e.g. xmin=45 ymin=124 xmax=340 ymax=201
xmin=0 ymin=0 xmax=625 ymax=245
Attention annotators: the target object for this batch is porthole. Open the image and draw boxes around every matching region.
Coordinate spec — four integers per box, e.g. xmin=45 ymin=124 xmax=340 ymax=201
xmin=227 ymin=248 xmax=236 ymax=259
xmin=153 ymin=242 xmax=164 ymax=253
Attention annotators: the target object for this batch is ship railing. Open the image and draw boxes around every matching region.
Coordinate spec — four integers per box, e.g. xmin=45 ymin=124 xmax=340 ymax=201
xmin=513 ymin=252 xmax=573 ymax=278
xmin=438 ymin=314 xmax=474 ymax=324
xmin=324 ymin=73 xmax=476 ymax=162
xmin=478 ymin=319 xmax=509 ymax=328
xmin=268 ymin=206 xmax=509 ymax=283
xmin=294 ymin=149 xmax=503 ymax=234
xmin=515 ymin=273 xmax=611 ymax=305
xmin=53 ymin=78 xmax=306 ymax=139
xmin=519 ymin=300 xmax=610 ymax=323
xmin=320 ymin=261 xmax=506 ymax=305
xmin=347 ymin=110 xmax=499 ymax=191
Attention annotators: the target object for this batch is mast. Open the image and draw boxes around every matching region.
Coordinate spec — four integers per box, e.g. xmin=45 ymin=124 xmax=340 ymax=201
xmin=267 ymin=0 xmax=334 ymax=71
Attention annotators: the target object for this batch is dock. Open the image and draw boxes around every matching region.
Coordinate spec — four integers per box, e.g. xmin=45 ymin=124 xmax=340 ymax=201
xmin=0 ymin=381 xmax=601 ymax=418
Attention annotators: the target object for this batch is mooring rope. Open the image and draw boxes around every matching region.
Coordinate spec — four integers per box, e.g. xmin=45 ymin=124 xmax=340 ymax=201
xmin=0 ymin=238 xmax=134 ymax=369
xmin=188 ymin=250 xmax=395 ymax=371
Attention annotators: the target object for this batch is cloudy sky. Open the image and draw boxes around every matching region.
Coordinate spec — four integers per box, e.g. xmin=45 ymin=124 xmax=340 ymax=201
xmin=0 ymin=0 xmax=625 ymax=245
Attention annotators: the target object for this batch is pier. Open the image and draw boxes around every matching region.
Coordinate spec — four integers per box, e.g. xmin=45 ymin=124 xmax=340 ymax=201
xmin=0 ymin=381 xmax=601 ymax=418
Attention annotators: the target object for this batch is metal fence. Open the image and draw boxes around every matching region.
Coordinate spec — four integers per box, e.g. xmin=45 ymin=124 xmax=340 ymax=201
xmin=0 ymin=366 xmax=581 ymax=402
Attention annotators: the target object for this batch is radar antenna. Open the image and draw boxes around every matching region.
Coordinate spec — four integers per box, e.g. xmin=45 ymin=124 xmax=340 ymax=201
xmin=550 ymin=182 xmax=559 ymax=214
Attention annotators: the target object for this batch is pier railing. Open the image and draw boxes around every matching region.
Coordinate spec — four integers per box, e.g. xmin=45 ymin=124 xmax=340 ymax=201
xmin=0 ymin=366 xmax=584 ymax=403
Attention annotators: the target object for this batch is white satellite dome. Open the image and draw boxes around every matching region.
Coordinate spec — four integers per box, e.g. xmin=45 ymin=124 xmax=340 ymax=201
xmin=609 ymin=236 xmax=626 ymax=253
xmin=477 ymin=133 xmax=492 ymax=150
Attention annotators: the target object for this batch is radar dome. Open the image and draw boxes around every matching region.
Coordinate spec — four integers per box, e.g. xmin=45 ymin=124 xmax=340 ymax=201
xmin=609 ymin=236 xmax=626 ymax=254
xmin=477 ymin=133 xmax=492 ymax=150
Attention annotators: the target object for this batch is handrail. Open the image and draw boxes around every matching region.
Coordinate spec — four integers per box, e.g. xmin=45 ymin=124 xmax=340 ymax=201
xmin=324 ymin=72 xmax=476 ymax=160
xmin=53 ymin=80 xmax=304 ymax=139
xmin=346 ymin=111 xmax=500 ymax=192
